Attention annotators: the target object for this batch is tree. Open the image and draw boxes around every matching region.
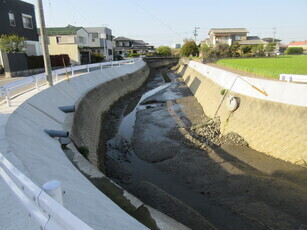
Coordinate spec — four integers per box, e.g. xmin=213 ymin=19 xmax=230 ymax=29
xmin=240 ymin=45 xmax=252 ymax=55
xmin=265 ymin=42 xmax=276 ymax=54
xmin=229 ymin=42 xmax=240 ymax=57
xmin=252 ymin=44 xmax=265 ymax=57
xmin=180 ymin=39 xmax=199 ymax=57
xmin=156 ymin=46 xmax=172 ymax=56
xmin=199 ymin=43 xmax=212 ymax=57
xmin=215 ymin=43 xmax=229 ymax=57
xmin=0 ymin=34 xmax=25 ymax=53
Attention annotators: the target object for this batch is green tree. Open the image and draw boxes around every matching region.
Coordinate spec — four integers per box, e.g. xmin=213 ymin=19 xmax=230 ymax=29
xmin=180 ymin=39 xmax=199 ymax=57
xmin=215 ymin=43 xmax=230 ymax=57
xmin=240 ymin=45 xmax=252 ymax=55
xmin=229 ymin=42 xmax=240 ymax=57
xmin=156 ymin=46 xmax=172 ymax=56
xmin=0 ymin=34 xmax=25 ymax=53
xmin=265 ymin=42 xmax=276 ymax=54
xmin=199 ymin=43 xmax=211 ymax=57
xmin=252 ymin=44 xmax=265 ymax=57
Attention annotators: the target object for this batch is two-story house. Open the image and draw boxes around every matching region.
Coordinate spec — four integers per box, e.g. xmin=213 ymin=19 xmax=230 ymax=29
xmin=85 ymin=27 xmax=114 ymax=61
xmin=114 ymin=37 xmax=154 ymax=57
xmin=0 ymin=0 xmax=40 ymax=66
xmin=42 ymin=25 xmax=91 ymax=65
xmin=207 ymin=28 xmax=249 ymax=47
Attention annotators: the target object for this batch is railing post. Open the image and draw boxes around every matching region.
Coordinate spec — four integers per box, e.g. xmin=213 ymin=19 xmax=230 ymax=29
xmin=43 ymin=180 xmax=64 ymax=205
xmin=5 ymin=88 xmax=11 ymax=107
xmin=56 ymin=73 xmax=58 ymax=82
xmin=35 ymin=76 xmax=40 ymax=91
xmin=111 ymin=61 xmax=113 ymax=67
xmin=87 ymin=65 xmax=90 ymax=73
xmin=71 ymin=66 xmax=74 ymax=77
xmin=100 ymin=63 xmax=102 ymax=70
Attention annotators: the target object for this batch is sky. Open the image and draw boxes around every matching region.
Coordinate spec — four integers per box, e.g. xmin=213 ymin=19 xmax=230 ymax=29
xmin=24 ymin=0 xmax=307 ymax=47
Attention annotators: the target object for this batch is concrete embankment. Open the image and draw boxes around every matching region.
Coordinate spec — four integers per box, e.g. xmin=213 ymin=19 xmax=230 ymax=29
xmin=4 ymin=60 xmax=149 ymax=229
xmin=176 ymin=59 xmax=307 ymax=166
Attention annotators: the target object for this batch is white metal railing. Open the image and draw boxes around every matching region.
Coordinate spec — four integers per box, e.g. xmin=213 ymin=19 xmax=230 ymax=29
xmin=0 ymin=152 xmax=93 ymax=230
xmin=279 ymin=74 xmax=307 ymax=83
xmin=0 ymin=58 xmax=140 ymax=107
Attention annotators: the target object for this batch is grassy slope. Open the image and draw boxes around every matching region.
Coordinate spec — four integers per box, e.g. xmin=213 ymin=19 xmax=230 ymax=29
xmin=216 ymin=55 xmax=307 ymax=79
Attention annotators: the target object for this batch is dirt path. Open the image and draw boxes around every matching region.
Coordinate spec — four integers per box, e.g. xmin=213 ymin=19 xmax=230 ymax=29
xmin=103 ymin=68 xmax=307 ymax=230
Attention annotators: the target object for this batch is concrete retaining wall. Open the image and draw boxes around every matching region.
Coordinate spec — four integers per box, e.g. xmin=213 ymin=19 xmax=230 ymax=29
xmin=177 ymin=60 xmax=307 ymax=166
xmin=5 ymin=60 xmax=149 ymax=229
xmin=71 ymin=63 xmax=150 ymax=170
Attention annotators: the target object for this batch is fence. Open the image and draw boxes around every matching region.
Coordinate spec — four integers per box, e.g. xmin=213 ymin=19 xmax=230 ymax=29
xmin=0 ymin=58 xmax=139 ymax=107
xmin=279 ymin=74 xmax=307 ymax=83
xmin=0 ymin=152 xmax=93 ymax=230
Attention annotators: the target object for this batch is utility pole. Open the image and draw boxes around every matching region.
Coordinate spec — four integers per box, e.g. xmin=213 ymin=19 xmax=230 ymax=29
xmin=193 ymin=26 xmax=200 ymax=43
xmin=37 ymin=0 xmax=53 ymax=87
xmin=272 ymin=27 xmax=276 ymax=43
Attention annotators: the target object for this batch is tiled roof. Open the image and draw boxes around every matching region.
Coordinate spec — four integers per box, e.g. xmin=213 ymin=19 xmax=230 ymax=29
xmin=262 ymin=38 xmax=281 ymax=43
xmin=43 ymin=25 xmax=83 ymax=36
xmin=114 ymin=37 xmax=133 ymax=41
xmin=247 ymin=36 xmax=260 ymax=40
xmin=209 ymin=28 xmax=249 ymax=34
xmin=288 ymin=41 xmax=307 ymax=46
xmin=238 ymin=40 xmax=264 ymax=45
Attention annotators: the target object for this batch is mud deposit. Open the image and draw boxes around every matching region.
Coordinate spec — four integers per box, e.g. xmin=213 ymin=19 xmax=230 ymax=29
xmin=103 ymin=69 xmax=307 ymax=230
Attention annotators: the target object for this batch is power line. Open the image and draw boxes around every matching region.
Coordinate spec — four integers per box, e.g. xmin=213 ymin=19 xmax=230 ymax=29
xmin=129 ymin=0 xmax=184 ymax=39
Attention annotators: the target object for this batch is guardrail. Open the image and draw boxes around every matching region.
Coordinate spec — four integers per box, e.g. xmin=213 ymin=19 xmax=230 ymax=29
xmin=0 ymin=152 xmax=93 ymax=230
xmin=0 ymin=58 xmax=139 ymax=107
xmin=280 ymin=74 xmax=307 ymax=83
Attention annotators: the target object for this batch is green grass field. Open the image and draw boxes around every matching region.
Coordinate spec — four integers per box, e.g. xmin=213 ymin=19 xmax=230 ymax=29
xmin=216 ymin=55 xmax=307 ymax=79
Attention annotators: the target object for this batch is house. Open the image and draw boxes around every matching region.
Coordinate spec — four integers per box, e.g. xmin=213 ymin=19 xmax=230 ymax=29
xmin=207 ymin=28 xmax=249 ymax=47
xmin=85 ymin=27 xmax=114 ymax=61
xmin=42 ymin=25 xmax=91 ymax=65
xmin=0 ymin=0 xmax=40 ymax=67
xmin=238 ymin=36 xmax=264 ymax=46
xmin=288 ymin=41 xmax=307 ymax=53
xmin=114 ymin=37 xmax=154 ymax=56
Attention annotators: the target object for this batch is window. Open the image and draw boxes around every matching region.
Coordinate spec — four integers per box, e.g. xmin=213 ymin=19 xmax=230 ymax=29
xmin=118 ymin=42 xmax=123 ymax=46
xmin=57 ymin=36 xmax=75 ymax=44
xmin=8 ymin=13 xmax=16 ymax=26
xmin=108 ymin=49 xmax=112 ymax=55
xmin=235 ymin=35 xmax=242 ymax=41
xmin=78 ymin=36 xmax=85 ymax=43
xmin=22 ymin=14 xmax=33 ymax=29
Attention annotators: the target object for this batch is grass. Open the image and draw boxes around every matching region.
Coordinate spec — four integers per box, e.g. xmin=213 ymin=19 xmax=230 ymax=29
xmin=216 ymin=55 xmax=307 ymax=79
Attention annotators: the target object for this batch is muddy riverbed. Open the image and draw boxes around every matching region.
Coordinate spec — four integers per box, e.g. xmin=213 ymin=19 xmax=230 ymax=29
xmin=102 ymin=67 xmax=307 ymax=230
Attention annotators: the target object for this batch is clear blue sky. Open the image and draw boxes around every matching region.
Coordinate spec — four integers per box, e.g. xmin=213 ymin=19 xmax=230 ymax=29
xmin=24 ymin=0 xmax=307 ymax=47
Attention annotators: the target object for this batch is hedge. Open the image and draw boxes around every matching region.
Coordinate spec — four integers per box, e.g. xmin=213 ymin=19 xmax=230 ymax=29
xmin=285 ymin=47 xmax=303 ymax=55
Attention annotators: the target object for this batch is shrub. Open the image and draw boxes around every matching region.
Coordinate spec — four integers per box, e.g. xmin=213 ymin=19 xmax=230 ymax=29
xmin=0 ymin=34 xmax=25 ymax=53
xmin=78 ymin=146 xmax=89 ymax=160
xmin=91 ymin=52 xmax=105 ymax=63
xmin=180 ymin=40 xmax=199 ymax=57
xmin=285 ymin=47 xmax=303 ymax=55
xmin=156 ymin=46 xmax=171 ymax=56
xmin=130 ymin=53 xmax=140 ymax=57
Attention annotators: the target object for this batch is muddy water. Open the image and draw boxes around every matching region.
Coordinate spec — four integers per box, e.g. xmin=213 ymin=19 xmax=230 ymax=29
xmin=104 ymin=70 xmax=307 ymax=230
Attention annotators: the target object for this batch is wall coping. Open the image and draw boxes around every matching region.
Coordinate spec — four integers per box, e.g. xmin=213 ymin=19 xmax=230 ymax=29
xmin=188 ymin=61 xmax=307 ymax=107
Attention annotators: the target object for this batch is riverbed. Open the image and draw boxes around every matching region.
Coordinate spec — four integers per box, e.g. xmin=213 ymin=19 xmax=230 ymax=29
xmin=102 ymin=67 xmax=307 ymax=230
